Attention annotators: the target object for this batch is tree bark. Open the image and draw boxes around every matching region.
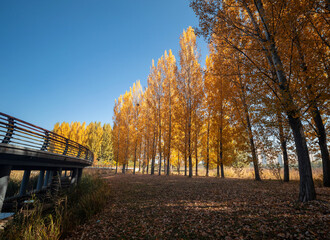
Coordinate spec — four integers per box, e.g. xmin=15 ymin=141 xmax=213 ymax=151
xmin=206 ymin=117 xmax=210 ymax=177
xmin=312 ymin=106 xmax=330 ymax=187
xmin=151 ymin=131 xmax=156 ymax=175
xmin=277 ymin=111 xmax=289 ymax=182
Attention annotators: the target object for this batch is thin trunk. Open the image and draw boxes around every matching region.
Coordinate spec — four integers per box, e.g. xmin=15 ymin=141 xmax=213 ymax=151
xmin=184 ymin=118 xmax=187 ymax=176
xmin=245 ymin=109 xmax=261 ymax=181
xmin=177 ymin=150 xmax=180 ymax=175
xmin=151 ymin=131 xmax=156 ymax=175
xmin=277 ymin=111 xmax=289 ymax=182
xmin=122 ymin=163 xmax=126 ymax=174
xmin=220 ymin=76 xmax=224 ymax=179
xmin=139 ymin=142 xmax=142 ymax=173
xmin=123 ymin=126 xmax=130 ymax=175
xmin=195 ymin=130 xmax=198 ymax=176
xmin=158 ymin=102 xmax=162 ymax=176
xmin=236 ymin=63 xmax=260 ymax=181
xmin=206 ymin=117 xmax=210 ymax=177
xmin=220 ymin=162 xmax=224 ymax=179
xmin=188 ymin=110 xmax=193 ymax=177
xmin=133 ymin=141 xmax=137 ymax=175
xmin=241 ymin=88 xmax=261 ymax=181
xmin=217 ymin=153 xmax=220 ymax=177
xmin=147 ymin=138 xmax=150 ymax=174
xmin=167 ymin=81 xmax=172 ymax=176
xmin=312 ymin=107 xmax=330 ymax=187
xmin=115 ymin=127 xmax=120 ymax=174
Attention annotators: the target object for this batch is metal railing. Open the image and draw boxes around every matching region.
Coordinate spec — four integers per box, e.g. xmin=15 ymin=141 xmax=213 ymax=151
xmin=0 ymin=112 xmax=94 ymax=163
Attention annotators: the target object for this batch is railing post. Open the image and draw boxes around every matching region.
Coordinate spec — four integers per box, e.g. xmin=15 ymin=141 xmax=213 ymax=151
xmin=41 ymin=131 xmax=50 ymax=151
xmin=0 ymin=165 xmax=11 ymax=213
xmin=36 ymin=170 xmax=45 ymax=191
xmin=63 ymin=139 xmax=69 ymax=155
xmin=2 ymin=117 xmax=14 ymax=144
xmin=19 ymin=170 xmax=31 ymax=196
xmin=85 ymin=149 xmax=89 ymax=160
xmin=77 ymin=145 xmax=82 ymax=158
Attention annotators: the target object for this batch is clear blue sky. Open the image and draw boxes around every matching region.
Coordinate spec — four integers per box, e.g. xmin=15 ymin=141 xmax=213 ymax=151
xmin=0 ymin=0 xmax=208 ymax=130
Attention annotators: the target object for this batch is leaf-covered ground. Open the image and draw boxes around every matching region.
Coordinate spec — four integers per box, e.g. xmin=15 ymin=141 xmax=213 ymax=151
xmin=65 ymin=174 xmax=330 ymax=240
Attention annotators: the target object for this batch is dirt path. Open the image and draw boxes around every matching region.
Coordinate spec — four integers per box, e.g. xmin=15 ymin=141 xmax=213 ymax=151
xmin=65 ymin=174 xmax=330 ymax=239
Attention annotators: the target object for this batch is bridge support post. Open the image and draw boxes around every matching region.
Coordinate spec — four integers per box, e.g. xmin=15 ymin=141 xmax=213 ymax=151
xmin=77 ymin=168 xmax=83 ymax=184
xmin=36 ymin=170 xmax=45 ymax=191
xmin=19 ymin=170 xmax=31 ymax=196
xmin=71 ymin=169 xmax=78 ymax=186
xmin=48 ymin=171 xmax=54 ymax=186
xmin=0 ymin=165 xmax=11 ymax=212
xmin=43 ymin=170 xmax=50 ymax=188
xmin=50 ymin=169 xmax=61 ymax=197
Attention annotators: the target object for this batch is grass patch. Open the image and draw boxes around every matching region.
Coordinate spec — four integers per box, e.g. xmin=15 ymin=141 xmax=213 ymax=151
xmin=5 ymin=171 xmax=40 ymax=198
xmin=1 ymin=175 xmax=111 ymax=240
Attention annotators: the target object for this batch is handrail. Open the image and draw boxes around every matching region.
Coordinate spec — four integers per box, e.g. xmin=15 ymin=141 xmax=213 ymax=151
xmin=0 ymin=112 xmax=94 ymax=163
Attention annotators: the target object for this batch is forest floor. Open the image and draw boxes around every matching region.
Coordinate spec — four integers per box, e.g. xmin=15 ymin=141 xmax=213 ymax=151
xmin=65 ymin=174 xmax=330 ymax=240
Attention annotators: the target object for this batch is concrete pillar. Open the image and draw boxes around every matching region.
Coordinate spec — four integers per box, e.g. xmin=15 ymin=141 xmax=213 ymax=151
xmin=19 ymin=170 xmax=31 ymax=196
xmin=71 ymin=168 xmax=78 ymax=185
xmin=36 ymin=170 xmax=45 ymax=191
xmin=77 ymin=168 xmax=83 ymax=184
xmin=48 ymin=171 xmax=54 ymax=186
xmin=50 ymin=169 xmax=61 ymax=197
xmin=43 ymin=170 xmax=50 ymax=187
xmin=0 ymin=165 xmax=12 ymax=213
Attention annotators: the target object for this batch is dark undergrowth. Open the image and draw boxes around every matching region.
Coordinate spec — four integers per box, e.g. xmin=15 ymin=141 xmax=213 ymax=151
xmin=0 ymin=175 xmax=111 ymax=240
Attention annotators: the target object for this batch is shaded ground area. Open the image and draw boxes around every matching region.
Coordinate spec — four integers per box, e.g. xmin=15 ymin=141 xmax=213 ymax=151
xmin=65 ymin=174 xmax=330 ymax=239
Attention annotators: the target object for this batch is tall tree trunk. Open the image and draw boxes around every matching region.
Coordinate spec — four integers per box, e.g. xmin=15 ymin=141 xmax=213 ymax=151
xmin=219 ymin=116 xmax=224 ymax=178
xmin=133 ymin=140 xmax=137 ymax=175
xmin=220 ymin=162 xmax=224 ymax=178
xmin=177 ymin=150 xmax=180 ymax=175
xmin=288 ymin=114 xmax=316 ymax=201
xmin=195 ymin=132 xmax=198 ymax=176
xmin=206 ymin=117 xmax=210 ymax=177
xmin=184 ymin=117 xmax=187 ymax=176
xmin=147 ymin=139 xmax=150 ymax=174
xmin=151 ymin=131 xmax=156 ymax=175
xmin=188 ymin=107 xmax=193 ymax=177
xmin=116 ymin=128 xmax=120 ymax=174
xmin=122 ymin=163 xmax=126 ymax=174
xmin=217 ymin=153 xmax=220 ymax=177
xmin=241 ymin=88 xmax=261 ymax=181
xmin=311 ymin=106 xmax=330 ymax=187
xmin=139 ymin=142 xmax=142 ymax=173
xmin=277 ymin=111 xmax=289 ymax=182
xmin=167 ymin=84 xmax=172 ymax=176
xmin=158 ymin=105 xmax=162 ymax=176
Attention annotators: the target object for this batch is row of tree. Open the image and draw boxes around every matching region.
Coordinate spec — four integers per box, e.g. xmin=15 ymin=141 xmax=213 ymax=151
xmin=190 ymin=0 xmax=329 ymax=201
xmin=53 ymin=121 xmax=113 ymax=164
xmin=112 ymin=0 xmax=329 ymax=202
